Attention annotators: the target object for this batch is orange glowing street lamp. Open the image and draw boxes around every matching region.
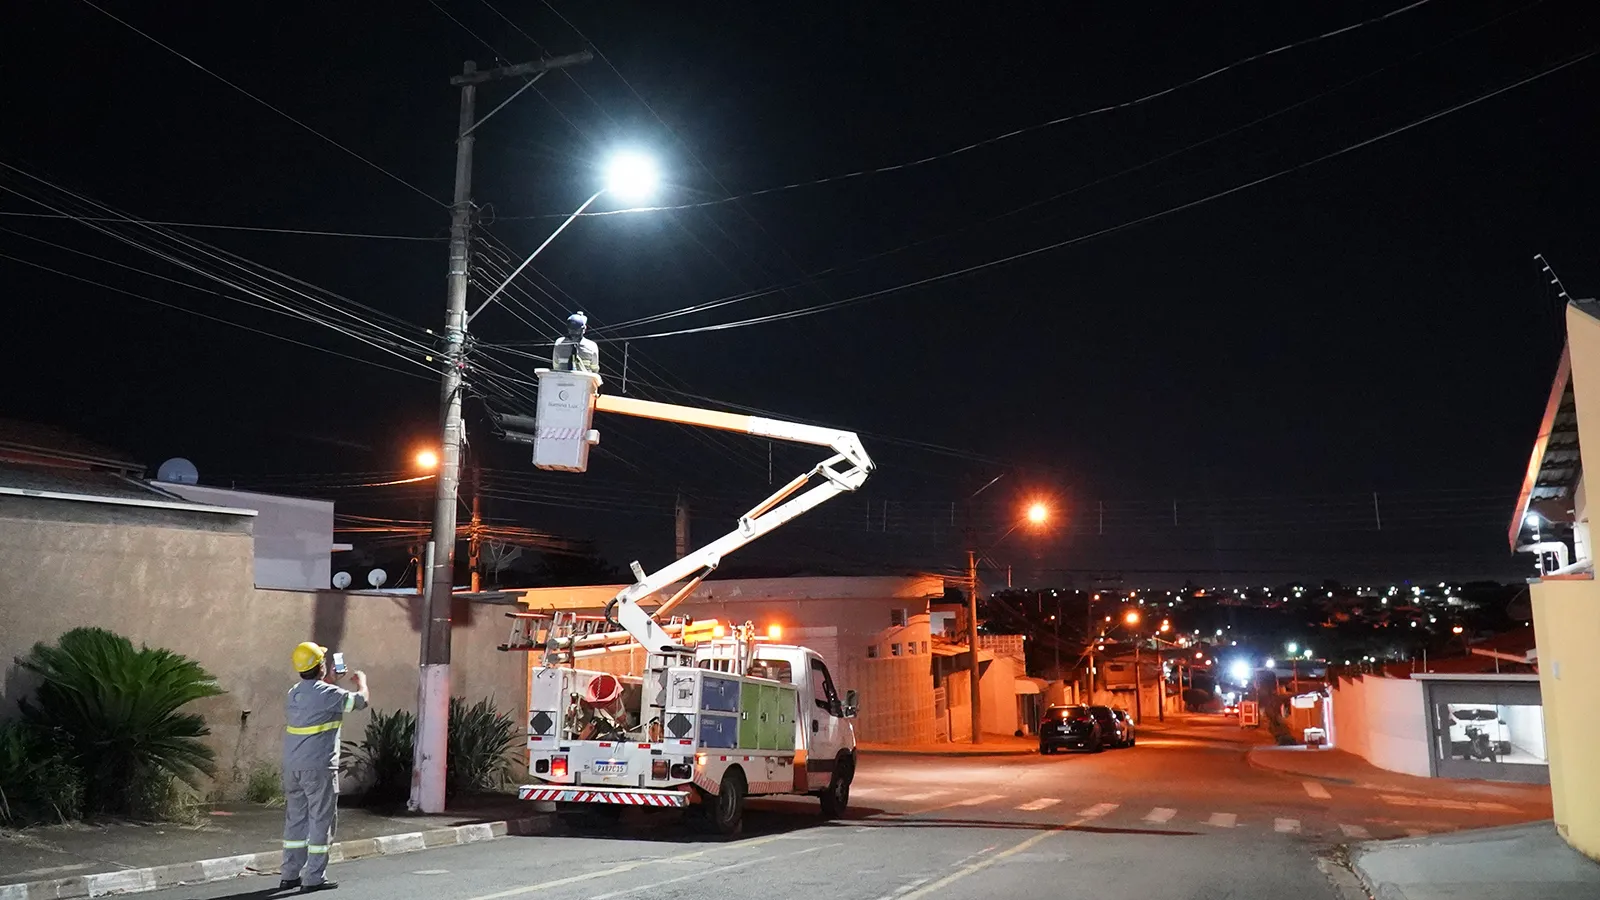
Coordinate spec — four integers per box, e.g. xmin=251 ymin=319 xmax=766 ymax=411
xmin=415 ymin=449 xmax=440 ymax=470
xmin=1026 ymin=502 xmax=1049 ymax=525
xmin=1124 ymin=610 xmax=1141 ymax=625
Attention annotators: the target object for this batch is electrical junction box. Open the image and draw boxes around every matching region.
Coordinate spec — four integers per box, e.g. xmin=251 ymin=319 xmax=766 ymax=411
xmin=533 ymin=369 xmax=601 ymax=472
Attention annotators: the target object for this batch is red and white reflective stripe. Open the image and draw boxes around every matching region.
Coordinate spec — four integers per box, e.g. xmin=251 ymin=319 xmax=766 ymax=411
xmin=516 ymin=786 xmax=686 ymax=807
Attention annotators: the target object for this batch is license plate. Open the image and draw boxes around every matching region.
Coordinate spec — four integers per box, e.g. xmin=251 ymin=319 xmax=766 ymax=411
xmin=592 ymin=760 xmax=627 ymax=776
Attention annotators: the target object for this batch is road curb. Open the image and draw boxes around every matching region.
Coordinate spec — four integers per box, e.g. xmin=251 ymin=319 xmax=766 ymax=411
xmin=0 ymin=816 xmax=550 ymax=900
xmin=1244 ymin=747 xmax=1356 ymax=785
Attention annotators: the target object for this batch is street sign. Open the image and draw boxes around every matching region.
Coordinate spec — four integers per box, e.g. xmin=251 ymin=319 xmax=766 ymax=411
xmin=1240 ymin=700 xmax=1259 ymax=727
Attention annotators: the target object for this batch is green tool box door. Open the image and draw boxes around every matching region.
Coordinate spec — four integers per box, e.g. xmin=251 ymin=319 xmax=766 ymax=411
xmin=738 ymin=680 xmax=763 ymax=750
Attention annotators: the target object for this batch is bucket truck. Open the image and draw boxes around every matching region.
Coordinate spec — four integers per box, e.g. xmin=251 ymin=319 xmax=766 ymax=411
xmin=497 ymin=365 xmax=873 ymax=835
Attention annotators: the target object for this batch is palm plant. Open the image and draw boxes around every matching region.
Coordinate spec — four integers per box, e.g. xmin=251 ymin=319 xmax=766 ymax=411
xmin=446 ymin=697 xmax=518 ymax=795
xmin=0 ymin=719 xmax=83 ymax=825
xmin=18 ymin=627 xmax=223 ymax=817
xmin=343 ymin=708 xmax=416 ymax=804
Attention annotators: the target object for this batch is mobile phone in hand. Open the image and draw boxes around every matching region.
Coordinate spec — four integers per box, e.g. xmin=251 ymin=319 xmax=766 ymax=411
xmin=331 ymin=652 xmax=347 ymax=675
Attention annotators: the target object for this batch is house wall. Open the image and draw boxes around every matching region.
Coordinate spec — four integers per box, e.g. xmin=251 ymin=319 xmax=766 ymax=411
xmin=1328 ymin=674 xmax=1429 ymax=777
xmin=1530 ymin=576 xmax=1600 ymax=860
xmin=0 ymin=499 xmax=527 ymax=798
xmin=159 ymin=483 xmax=335 ymax=591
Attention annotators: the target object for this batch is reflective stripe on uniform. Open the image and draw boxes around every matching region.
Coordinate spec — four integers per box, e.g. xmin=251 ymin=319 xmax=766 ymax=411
xmin=343 ymin=694 xmax=356 ymax=713
xmin=286 ymin=721 xmax=342 ymax=735
xmin=282 ymin=840 xmax=308 ymax=849
xmin=307 ymin=845 xmax=330 ymax=854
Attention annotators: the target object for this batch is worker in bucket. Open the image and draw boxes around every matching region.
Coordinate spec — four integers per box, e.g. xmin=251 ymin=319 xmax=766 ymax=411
xmin=551 ymin=310 xmax=600 ymax=374
xmin=281 ymin=642 xmax=369 ymax=893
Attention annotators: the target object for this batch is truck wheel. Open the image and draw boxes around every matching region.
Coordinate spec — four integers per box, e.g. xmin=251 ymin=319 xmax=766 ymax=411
xmin=709 ymin=769 xmax=746 ymax=836
xmin=819 ymin=754 xmax=853 ymax=819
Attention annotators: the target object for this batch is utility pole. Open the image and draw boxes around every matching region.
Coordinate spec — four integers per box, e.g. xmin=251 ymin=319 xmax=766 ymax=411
xmin=1085 ymin=594 xmax=1095 ymax=704
xmin=1134 ymin=638 xmax=1143 ymax=724
xmin=414 ymin=51 xmax=592 ymax=815
xmin=967 ymin=549 xmax=981 ymax=744
xmin=675 ymin=493 xmax=690 ymax=558
xmin=468 ymin=468 xmax=482 ymax=593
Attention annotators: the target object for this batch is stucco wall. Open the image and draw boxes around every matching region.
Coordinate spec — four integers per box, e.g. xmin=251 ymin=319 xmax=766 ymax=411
xmin=1530 ymin=577 xmax=1600 ymax=860
xmin=1328 ymin=674 xmax=1429 ymax=777
xmin=0 ymin=502 xmax=527 ymax=798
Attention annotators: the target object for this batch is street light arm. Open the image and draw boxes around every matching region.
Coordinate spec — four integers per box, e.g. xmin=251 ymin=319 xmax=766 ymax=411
xmin=467 ymin=189 xmax=605 ymax=325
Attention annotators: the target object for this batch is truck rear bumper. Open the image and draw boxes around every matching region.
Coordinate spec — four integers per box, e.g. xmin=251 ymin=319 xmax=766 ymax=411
xmin=517 ymin=785 xmax=690 ymax=807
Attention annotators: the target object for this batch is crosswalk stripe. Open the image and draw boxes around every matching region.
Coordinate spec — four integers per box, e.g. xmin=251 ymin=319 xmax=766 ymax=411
xmin=1143 ymin=808 xmax=1177 ymax=824
xmin=1078 ymin=803 xmax=1119 ymax=818
xmin=1205 ymin=812 xmax=1238 ymax=828
xmin=1274 ymin=818 xmax=1300 ymax=834
xmin=1017 ymin=798 xmax=1060 ymax=811
xmin=1339 ymin=824 xmax=1371 ymax=839
xmin=1302 ymin=781 xmax=1333 ymax=800
xmin=952 ymin=794 xmax=1003 ymax=806
xmin=898 ymin=791 xmax=947 ymax=801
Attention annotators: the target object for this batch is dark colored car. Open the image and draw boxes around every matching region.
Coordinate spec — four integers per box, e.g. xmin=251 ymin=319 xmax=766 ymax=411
xmin=1039 ymin=704 xmax=1103 ymax=754
xmin=1088 ymin=705 xmax=1134 ymax=749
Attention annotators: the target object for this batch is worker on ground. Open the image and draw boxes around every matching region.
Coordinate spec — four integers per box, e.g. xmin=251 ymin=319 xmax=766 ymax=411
xmin=281 ymin=642 xmax=369 ymax=894
xmin=551 ymin=311 xmax=600 ymax=374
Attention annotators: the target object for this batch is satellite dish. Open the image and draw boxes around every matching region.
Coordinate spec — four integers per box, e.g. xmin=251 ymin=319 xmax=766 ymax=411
xmin=367 ymin=568 xmax=388 ymax=589
xmin=155 ymin=458 xmax=200 ymax=485
xmin=332 ymin=571 xmax=353 ymax=590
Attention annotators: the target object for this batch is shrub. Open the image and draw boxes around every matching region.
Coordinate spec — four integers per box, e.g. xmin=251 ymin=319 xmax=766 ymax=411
xmin=0 ymin=719 xmax=83 ymax=825
xmin=343 ymin=697 xmax=518 ymax=804
xmin=343 ymin=708 xmax=416 ymax=805
xmin=18 ymin=627 xmax=224 ymax=818
xmin=244 ymin=766 xmax=284 ymax=806
xmin=1181 ymin=688 xmax=1212 ymax=711
xmin=447 ymin=697 xmax=518 ymax=796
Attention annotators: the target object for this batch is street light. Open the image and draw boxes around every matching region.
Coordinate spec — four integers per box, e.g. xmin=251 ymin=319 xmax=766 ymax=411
xmin=964 ymin=499 xmax=1052 ymax=745
xmin=468 ymin=151 xmax=662 ymax=324
xmin=1026 ymin=502 xmax=1049 ymax=525
xmin=1124 ymin=610 xmax=1141 ymax=625
xmin=415 ymin=449 xmax=440 ymax=470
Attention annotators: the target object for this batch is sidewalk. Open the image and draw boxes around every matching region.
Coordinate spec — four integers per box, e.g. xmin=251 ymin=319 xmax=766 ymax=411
xmin=858 ymin=732 xmax=1037 ymax=757
xmin=1248 ymin=745 xmax=1552 ymax=811
xmin=1352 ymin=821 xmax=1600 ymax=900
xmin=0 ymin=795 xmax=547 ymax=900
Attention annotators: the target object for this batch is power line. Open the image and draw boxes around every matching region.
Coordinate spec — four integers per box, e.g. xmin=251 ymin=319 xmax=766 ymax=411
xmin=78 ymin=0 xmax=445 ymax=208
xmin=0 ymin=210 xmax=441 ymax=241
xmin=606 ymin=46 xmax=1599 ymax=342
xmin=509 ymin=0 xmax=1436 ymax=217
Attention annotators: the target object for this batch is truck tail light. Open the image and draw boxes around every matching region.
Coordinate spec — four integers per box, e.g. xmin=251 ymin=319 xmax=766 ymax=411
xmin=551 ymin=755 xmax=568 ymax=778
xmin=651 ymin=759 xmax=669 ymax=780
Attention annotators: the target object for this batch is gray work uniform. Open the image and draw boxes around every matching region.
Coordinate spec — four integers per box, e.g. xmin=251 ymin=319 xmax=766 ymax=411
xmin=281 ymin=679 xmax=367 ymax=886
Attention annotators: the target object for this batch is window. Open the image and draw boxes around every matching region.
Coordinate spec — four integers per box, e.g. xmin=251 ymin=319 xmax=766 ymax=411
xmin=890 ymin=608 xmax=908 ymax=627
xmin=891 ymin=642 xmax=902 ymax=656
xmin=920 ymin=641 xmax=929 ymax=654
xmin=866 ymin=645 xmax=879 ymax=659
xmin=810 ymin=659 xmax=840 ymax=713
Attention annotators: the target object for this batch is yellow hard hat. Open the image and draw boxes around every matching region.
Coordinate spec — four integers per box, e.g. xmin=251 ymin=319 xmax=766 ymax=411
xmin=291 ymin=642 xmax=327 ymax=673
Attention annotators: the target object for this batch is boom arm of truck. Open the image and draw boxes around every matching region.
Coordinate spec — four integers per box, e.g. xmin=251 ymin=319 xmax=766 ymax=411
xmin=591 ymin=394 xmax=873 ymax=654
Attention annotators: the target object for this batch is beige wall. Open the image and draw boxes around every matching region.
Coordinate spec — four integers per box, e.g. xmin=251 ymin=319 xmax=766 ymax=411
xmin=1327 ymin=674 xmax=1429 ymax=777
xmin=0 ymin=503 xmax=527 ymax=799
xmin=1530 ymin=577 xmax=1600 ymax=860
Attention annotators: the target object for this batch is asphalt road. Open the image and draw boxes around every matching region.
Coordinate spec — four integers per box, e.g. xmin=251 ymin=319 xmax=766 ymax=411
xmin=150 ymin=716 xmax=1545 ymax=900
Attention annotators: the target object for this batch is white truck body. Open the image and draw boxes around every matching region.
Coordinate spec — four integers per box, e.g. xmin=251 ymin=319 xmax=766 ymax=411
xmin=517 ymin=641 xmax=856 ymax=817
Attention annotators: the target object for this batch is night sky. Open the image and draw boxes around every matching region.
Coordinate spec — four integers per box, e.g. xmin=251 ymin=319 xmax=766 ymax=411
xmin=3 ymin=1 xmax=1597 ymax=586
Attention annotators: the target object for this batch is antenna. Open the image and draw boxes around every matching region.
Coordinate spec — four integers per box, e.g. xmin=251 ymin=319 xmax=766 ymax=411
xmin=155 ymin=458 xmax=200 ymax=485
xmin=368 ymin=568 xmax=388 ymax=589
xmin=332 ymin=571 xmax=353 ymax=590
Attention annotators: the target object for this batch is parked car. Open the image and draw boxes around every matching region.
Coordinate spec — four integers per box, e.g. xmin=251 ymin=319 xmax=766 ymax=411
xmin=1110 ymin=707 xmax=1137 ymax=747
xmin=1447 ymin=706 xmax=1512 ymax=758
xmin=1086 ymin=705 xmax=1135 ymax=748
xmin=1038 ymin=704 xmax=1103 ymax=754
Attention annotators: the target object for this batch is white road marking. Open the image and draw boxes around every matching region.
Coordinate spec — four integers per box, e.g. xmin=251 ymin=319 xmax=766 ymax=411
xmin=1078 ymin=802 xmax=1119 ymax=818
xmin=587 ymin=845 xmax=832 ymax=900
xmin=898 ymin=818 xmax=1088 ymax=900
xmin=1018 ymin=798 xmax=1061 ymax=811
xmin=952 ymin=793 xmax=1004 ymax=806
xmin=1379 ymin=794 xmax=1513 ymax=812
xmin=1205 ymin=812 xmax=1238 ymax=828
xmin=460 ymin=833 xmax=792 ymax=900
xmin=1143 ymin=807 xmax=1177 ymax=823
xmin=1274 ymin=818 xmax=1301 ymax=834
xmin=1302 ymin=781 xmax=1333 ymax=800
xmin=1339 ymin=824 xmax=1371 ymax=839
xmin=898 ymin=790 xmax=948 ymax=802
